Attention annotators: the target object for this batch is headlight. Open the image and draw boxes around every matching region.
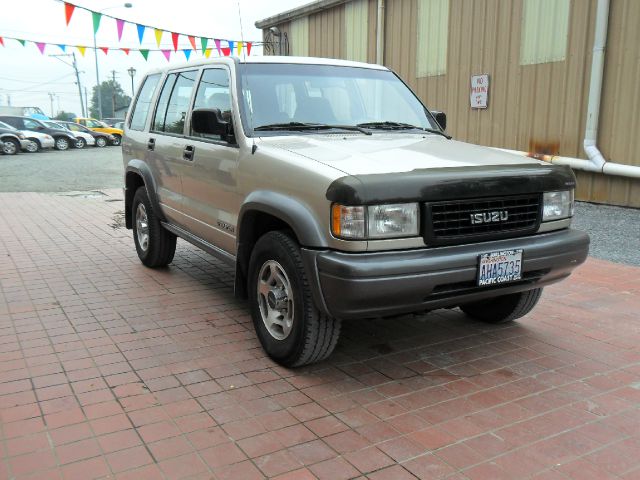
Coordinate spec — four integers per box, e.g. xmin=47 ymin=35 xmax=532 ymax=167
xmin=331 ymin=203 xmax=419 ymax=239
xmin=543 ymin=190 xmax=574 ymax=221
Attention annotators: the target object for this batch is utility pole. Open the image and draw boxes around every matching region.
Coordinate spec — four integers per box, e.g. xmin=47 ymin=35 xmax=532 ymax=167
xmin=48 ymin=92 xmax=56 ymax=117
xmin=110 ymin=70 xmax=119 ymax=118
xmin=84 ymin=87 xmax=89 ymax=115
xmin=50 ymin=53 xmax=86 ymax=117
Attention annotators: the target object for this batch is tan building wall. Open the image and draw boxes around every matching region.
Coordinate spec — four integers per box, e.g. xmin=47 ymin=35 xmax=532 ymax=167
xmin=261 ymin=0 xmax=640 ymax=207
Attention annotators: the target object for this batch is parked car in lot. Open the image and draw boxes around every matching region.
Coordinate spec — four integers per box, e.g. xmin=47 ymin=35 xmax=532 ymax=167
xmin=123 ymin=57 xmax=589 ymax=366
xmin=73 ymin=117 xmax=123 ymax=145
xmin=0 ymin=115 xmax=78 ymax=150
xmin=21 ymin=130 xmax=55 ymax=152
xmin=57 ymin=121 xmax=113 ymax=147
xmin=0 ymin=124 xmax=30 ymax=155
xmin=44 ymin=121 xmax=95 ymax=149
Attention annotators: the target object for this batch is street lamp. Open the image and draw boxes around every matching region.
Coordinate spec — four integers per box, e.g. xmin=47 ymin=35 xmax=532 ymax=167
xmin=127 ymin=67 xmax=137 ymax=97
xmin=93 ymin=3 xmax=133 ymax=119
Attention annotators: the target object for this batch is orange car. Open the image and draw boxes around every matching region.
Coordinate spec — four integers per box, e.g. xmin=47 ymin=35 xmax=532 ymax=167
xmin=73 ymin=118 xmax=123 ymax=145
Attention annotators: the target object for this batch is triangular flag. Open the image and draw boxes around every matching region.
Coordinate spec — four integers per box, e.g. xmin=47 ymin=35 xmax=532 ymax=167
xmin=16 ymin=39 xmax=25 ymax=46
xmin=0 ymin=37 xmax=5 ymax=47
xmin=36 ymin=42 xmax=46 ymax=54
xmin=116 ymin=19 xmax=125 ymax=41
xmin=57 ymin=44 xmax=66 ymax=52
xmin=140 ymin=49 xmax=149 ymax=60
xmin=154 ymin=29 xmax=163 ymax=47
xmin=121 ymin=48 xmax=130 ymax=55
xmin=204 ymin=48 xmax=212 ymax=59
xmin=214 ymin=39 xmax=221 ymax=56
xmin=200 ymin=37 xmax=208 ymax=52
xmin=171 ymin=32 xmax=179 ymax=52
xmin=77 ymin=45 xmax=86 ymax=56
xmin=100 ymin=47 xmax=109 ymax=55
xmin=64 ymin=3 xmax=75 ymax=25
xmin=92 ymin=12 xmax=102 ymax=34
xmin=237 ymin=41 xmax=243 ymax=56
xmin=161 ymin=49 xmax=171 ymax=61
xmin=221 ymin=47 xmax=231 ymax=56
xmin=188 ymin=36 xmax=196 ymax=50
xmin=227 ymin=41 xmax=235 ymax=56
xmin=136 ymin=24 xmax=145 ymax=44
xmin=183 ymin=49 xmax=192 ymax=61
xmin=246 ymin=42 xmax=252 ymax=56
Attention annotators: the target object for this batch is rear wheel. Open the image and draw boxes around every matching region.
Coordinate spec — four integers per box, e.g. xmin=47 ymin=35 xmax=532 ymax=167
xmin=74 ymin=138 xmax=86 ymax=149
xmin=460 ymin=288 xmax=543 ymax=324
xmin=110 ymin=134 xmax=121 ymax=146
xmin=2 ymin=138 xmax=20 ymax=155
xmin=95 ymin=136 xmax=107 ymax=147
xmin=132 ymin=186 xmax=176 ymax=267
xmin=54 ymin=137 xmax=69 ymax=151
xmin=248 ymin=231 xmax=341 ymax=367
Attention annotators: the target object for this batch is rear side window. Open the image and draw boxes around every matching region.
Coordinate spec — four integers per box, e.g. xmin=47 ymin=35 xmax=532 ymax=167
xmin=152 ymin=70 xmax=197 ymax=134
xmin=129 ymin=74 xmax=161 ymax=131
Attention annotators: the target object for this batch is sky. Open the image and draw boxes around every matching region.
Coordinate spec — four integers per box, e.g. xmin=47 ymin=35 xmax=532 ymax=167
xmin=0 ymin=0 xmax=310 ymax=117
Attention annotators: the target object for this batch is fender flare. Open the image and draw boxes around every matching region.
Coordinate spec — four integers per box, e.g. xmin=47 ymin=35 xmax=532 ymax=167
xmin=237 ymin=190 xmax=328 ymax=248
xmin=124 ymin=160 xmax=165 ymax=228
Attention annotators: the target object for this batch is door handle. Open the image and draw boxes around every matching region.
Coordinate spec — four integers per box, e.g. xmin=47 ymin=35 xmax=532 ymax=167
xmin=183 ymin=145 xmax=195 ymax=161
xmin=147 ymin=138 xmax=155 ymax=151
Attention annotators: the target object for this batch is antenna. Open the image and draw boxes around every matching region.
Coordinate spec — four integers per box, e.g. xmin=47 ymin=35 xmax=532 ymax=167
xmin=236 ymin=0 xmax=247 ymax=62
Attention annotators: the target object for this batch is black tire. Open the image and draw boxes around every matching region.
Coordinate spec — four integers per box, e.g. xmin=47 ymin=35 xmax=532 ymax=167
xmin=54 ymin=137 xmax=70 ymax=151
xmin=95 ymin=136 xmax=107 ymax=147
xmin=25 ymin=139 xmax=40 ymax=153
xmin=248 ymin=231 xmax=341 ymax=367
xmin=460 ymin=288 xmax=543 ymax=324
xmin=132 ymin=186 xmax=176 ymax=267
xmin=2 ymin=138 xmax=20 ymax=155
xmin=110 ymin=134 xmax=121 ymax=146
xmin=74 ymin=138 xmax=86 ymax=149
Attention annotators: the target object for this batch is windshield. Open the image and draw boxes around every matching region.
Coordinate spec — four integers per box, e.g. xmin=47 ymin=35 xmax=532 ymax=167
xmin=86 ymin=119 xmax=108 ymax=128
xmin=45 ymin=122 xmax=67 ymax=130
xmin=240 ymin=64 xmax=438 ymax=134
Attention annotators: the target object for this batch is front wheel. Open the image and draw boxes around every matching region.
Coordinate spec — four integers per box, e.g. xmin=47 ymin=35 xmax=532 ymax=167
xmin=95 ymin=136 xmax=107 ymax=147
xmin=54 ymin=137 xmax=69 ymax=151
xmin=2 ymin=138 xmax=20 ymax=155
xmin=25 ymin=140 xmax=40 ymax=153
xmin=74 ymin=138 xmax=86 ymax=149
xmin=110 ymin=134 xmax=121 ymax=146
xmin=460 ymin=288 xmax=543 ymax=324
xmin=248 ymin=231 xmax=341 ymax=367
xmin=132 ymin=186 xmax=176 ymax=267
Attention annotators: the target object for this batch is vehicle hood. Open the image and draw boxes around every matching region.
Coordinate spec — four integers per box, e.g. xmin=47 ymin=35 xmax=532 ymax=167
xmin=258 ymin=133 xmax=543 ymax=175
xmin=21 ymin=130 xmax=52 ymax=139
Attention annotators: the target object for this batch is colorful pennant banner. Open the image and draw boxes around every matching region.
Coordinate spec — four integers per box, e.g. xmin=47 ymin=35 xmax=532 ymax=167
xmin=61 ymin=1 xmax=257 ymax=56
xmin=0 ymin=33 xmax=254 ymax=62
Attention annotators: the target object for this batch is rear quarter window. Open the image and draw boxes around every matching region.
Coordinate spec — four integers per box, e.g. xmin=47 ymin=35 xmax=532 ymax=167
xmin=129 ymin=74 xmax=161 ymax=131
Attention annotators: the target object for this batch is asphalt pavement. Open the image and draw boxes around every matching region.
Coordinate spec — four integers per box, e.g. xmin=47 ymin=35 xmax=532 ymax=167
xmin=1 ymin=146 xmax=638 ymax=266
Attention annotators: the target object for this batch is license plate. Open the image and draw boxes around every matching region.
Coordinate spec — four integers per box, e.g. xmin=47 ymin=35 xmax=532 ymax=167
xmin=477 ymin=249 xmax=523 ymax=286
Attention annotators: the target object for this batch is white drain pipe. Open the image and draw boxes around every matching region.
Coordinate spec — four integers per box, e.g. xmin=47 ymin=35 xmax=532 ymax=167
xmin=376 ymin=0 xmax=385 ymax=65
xmin=494 ymin=0 xmax=640 ymax=180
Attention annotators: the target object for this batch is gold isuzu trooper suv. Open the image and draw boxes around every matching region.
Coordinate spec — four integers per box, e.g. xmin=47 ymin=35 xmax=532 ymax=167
xmin=122 ymin=56 xmax=589 ymax=367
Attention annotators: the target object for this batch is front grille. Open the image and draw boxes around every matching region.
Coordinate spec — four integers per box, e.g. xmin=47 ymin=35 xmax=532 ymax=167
xmin=424 ymin=194 xmax=541 ymax=245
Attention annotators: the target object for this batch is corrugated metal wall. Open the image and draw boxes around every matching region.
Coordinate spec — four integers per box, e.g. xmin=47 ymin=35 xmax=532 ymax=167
xmin=265 ymin=0 xmax=640 ymax=207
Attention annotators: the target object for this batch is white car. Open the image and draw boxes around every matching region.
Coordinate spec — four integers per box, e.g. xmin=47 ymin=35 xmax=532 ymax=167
xmin=45 ymin=121 xmax=96 ymax=149
xmin=20 ymin=130 xmax=55 ymax=152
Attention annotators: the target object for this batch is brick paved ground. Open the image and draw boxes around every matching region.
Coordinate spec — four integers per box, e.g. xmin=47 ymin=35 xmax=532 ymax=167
xmin=1 ymin=191 xmax=639 ymax=480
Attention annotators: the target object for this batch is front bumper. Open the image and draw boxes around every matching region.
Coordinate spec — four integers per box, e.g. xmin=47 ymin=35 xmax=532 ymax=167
xmin=302 ymin=229 xmax=589 ymax=319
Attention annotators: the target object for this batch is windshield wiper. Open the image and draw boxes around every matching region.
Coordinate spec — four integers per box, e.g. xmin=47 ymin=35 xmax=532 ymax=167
xmin=356 ymin=121 xmax=451 ymax=139
xmin=254 ymin=122 xmax=372 ymax=135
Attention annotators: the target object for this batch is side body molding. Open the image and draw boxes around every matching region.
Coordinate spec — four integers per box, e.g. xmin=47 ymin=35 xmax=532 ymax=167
xmin=124 ymin=159 xmax=165 ymax=228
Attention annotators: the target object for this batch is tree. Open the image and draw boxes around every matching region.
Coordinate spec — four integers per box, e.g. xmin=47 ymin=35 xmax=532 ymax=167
xmin=54 ymin=111 xmax=77 ymax=121
xmin=89 ymin=79 xmax=131 ymax=118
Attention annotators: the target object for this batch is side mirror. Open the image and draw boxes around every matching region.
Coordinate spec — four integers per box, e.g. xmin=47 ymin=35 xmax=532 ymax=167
xmin=192 ymin=108 xmax=232 ymax=141
xmin=432 ymin=110 xmax=446 ymax=131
